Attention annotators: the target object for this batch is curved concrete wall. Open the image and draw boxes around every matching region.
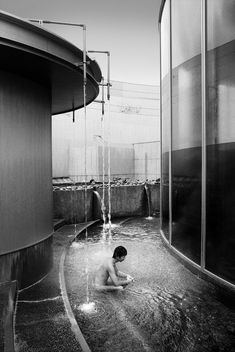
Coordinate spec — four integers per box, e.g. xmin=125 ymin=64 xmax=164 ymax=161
xmin=0 ymin=70 xmax=53 ymax=288
xmin=53 ymin=188 xmax=94 ymax=223
xmin=0 ymin=11 xmax=100 ymax=290
xmin=0 ymin=11 xmax=101 ymax=114
xmin=0 ymin=70 xmax=53 ymax=254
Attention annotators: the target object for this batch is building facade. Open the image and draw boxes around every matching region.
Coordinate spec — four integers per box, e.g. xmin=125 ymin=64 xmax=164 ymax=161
xmin=159 ymin=0 xmax=235 ymax=289
xmin=52 ymin=80 xmax=160 ymax=181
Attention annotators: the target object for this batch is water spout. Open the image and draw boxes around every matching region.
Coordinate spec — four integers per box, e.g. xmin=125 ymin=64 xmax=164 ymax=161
xmin=144 ymin=184 xmax=152 ymax=218
xmin=92 ymin=190 xmax=104 ymax=222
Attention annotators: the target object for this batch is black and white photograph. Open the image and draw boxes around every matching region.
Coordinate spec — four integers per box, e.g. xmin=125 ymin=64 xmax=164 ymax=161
xmin=0 ymin=0 xmax=234 ymax=351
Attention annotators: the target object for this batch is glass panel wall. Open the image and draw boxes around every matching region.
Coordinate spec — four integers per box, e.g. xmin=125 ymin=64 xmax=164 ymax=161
xmin=161 ymin=0 xmax=170 ymax=240
xmin=206 ymin=0 xmax=235 ymax=283
xmin=171 ymin=0 xmax=202 ymax=263
xmin=160 ymin=0 xmax=235 ymax=287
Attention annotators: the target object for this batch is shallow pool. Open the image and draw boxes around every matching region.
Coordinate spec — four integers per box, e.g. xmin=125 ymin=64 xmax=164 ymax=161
xmin=63 ymin=217 xmax=235 ymax=352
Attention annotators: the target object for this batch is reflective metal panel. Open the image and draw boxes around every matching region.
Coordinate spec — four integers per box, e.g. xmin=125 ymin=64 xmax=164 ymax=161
xmin=171 ymin=0 xmax=202 ymax=264
xmin=206 ymin=0 xmax=235 ymax=284
xmin=161 ymin=0 xmax=170 ymax=240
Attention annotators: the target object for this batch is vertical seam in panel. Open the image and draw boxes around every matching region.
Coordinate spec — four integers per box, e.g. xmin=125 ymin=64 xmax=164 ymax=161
xmin=159 ymin=20 xmax=163 ymax=230
xmin=201 ymin=0 xmax=207 ymax=269
xmin=169 ymin=0 xmax=173 ymax=245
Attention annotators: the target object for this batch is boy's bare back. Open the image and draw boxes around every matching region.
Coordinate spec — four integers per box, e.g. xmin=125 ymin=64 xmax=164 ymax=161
xmin=95 ymin=257 xmax=114 ymax=286
xmin=94 ymin=246 xmax=134 ymax=291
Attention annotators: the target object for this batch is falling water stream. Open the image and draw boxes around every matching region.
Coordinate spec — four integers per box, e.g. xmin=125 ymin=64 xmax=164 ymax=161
xmin=107 ymin=96 xmax=112 ymax=243
xmin=83 ymin=57 xmax=91 ymax=309
xmin=101 ymin=109 xmax=107 ymax=241
xmin=79 ymin=66 xmax=112 ymax=312
xmin=144 ymin=183 xmax=153 ymax=220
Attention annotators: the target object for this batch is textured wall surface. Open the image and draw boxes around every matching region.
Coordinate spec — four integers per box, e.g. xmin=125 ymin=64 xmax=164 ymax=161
xmin=53 ymin=184 xmax=160 ymax=223
xmin=134 ymin=141 xmax=160 ymax=181
xmin=0 ymin=70 xmax=53 ymax=255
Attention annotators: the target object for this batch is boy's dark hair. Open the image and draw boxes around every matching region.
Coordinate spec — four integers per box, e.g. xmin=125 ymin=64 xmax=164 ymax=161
xmin=113 ymin=246 xmax=127 ymax=258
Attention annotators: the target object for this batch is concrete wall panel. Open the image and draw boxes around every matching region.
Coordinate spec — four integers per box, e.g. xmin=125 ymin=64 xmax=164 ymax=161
xmin=0 ymin=70 xmax=53 ymax=255
xmin=53 ymin=184 xmax=160 ymax=222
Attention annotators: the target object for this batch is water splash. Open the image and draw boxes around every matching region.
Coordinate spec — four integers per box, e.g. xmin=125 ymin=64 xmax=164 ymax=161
xmin=78 ymin=301 xmax=96 ymax=314
xmin=144 ymin=184 xmax=152 ymax=217
xmin=71 ymin=242 xmax=85 ymax=249
xmin=102 ymin=223 xmax=118 ymax=230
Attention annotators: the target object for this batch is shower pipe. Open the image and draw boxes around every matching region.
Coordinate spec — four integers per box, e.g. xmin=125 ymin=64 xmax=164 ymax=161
xmin=27 ymin=19 xmax=87 ymax=122
xmin=23 ymin=19 xmax=92 ymax=352
xmin=27 ymin=18 xmax=89 ymax=218
xmin=88 ymin=50 xmax=111 ymax=123
xmin=87 ymin=51 xmax=112 ymax=230
xmin=28 ymin=21 xmax=112 ymax=222
xmin=88 ymin=50 xmax=111 ymax=101
xmin=27 ymin=20 xmax=87 ymax=78
xmin=26 ymin=18 xmax=106 ymax=337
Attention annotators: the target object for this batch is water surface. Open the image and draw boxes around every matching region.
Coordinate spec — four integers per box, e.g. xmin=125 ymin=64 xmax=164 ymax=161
xmin=63 ymin=217 xmax=235 ymax=352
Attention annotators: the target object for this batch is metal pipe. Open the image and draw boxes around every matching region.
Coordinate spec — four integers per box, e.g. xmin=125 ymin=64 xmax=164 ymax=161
xmin=87 ymin=50 xmax=110 ymax=54
xmin=76 ymin=61 xmax=90 ymax=68
xmin=101 ymin=76 xmax=105 ymax=115
xmin=99 ymin=83 xmax=112 ymax=87
xmin=27 ymin=19 xmax=88 ymax=111
xmin=27 ymin=18 xmax=89 ymax=227
xmin=72 ymin=100 xmax=75 ymax=123
xmin=94 ymin=100 xmax=105 ymax=104
xmin=87 ymin=51 xmax=111 ymax=229
xmin=87 ymin=50 xmax=111 ymax=101
xmin=107 ymin=52 xmax=110 ymax=100
xmin=83 ymin=25 xmax=87 ymax=87
xmin=28 ymin=19 xmax=85 ymax=27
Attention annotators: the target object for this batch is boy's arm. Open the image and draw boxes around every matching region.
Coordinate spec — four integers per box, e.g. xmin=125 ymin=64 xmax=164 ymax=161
xmin=108 ymin=264 xmax=133 ymax=286
xmin=116 ymin=270 xmax=133 ymax=280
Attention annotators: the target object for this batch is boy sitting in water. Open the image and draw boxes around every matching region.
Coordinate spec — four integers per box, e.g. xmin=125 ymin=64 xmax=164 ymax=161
xmin=94 ymin=246 xmax=134 ymax=291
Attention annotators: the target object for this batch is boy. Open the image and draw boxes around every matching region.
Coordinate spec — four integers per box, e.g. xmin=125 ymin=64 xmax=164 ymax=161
xmin=94 ymin=246 xmax=134 ymax=291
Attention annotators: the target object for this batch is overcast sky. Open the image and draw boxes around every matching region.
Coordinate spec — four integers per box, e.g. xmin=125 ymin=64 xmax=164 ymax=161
xmin=0 ymin=0 xmax=161 ymax=85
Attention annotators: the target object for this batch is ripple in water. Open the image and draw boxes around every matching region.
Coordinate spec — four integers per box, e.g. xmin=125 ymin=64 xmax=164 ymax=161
xmin=77 ymin=300 xmax=105 ymax=318
xmin=79 ymin=302 xmax=96 ymax=314
xmin=66 ymin=217 xmax=234 ymax=352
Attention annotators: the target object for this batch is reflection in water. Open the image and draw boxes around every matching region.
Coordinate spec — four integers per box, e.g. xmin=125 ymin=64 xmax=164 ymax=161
xmin=64 ymin=218 xmax=234 ymax=352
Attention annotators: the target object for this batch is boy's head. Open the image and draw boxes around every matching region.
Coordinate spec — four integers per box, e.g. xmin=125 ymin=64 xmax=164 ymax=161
xmin=113 ymin=246 xmax=127 ymax=261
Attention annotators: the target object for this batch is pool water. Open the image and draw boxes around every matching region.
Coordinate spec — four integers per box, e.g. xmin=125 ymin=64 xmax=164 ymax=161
xmin=64 ymin=217 xmax=235 ymax=352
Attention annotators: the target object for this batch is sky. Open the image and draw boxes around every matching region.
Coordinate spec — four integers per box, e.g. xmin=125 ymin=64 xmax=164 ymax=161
xmin=0 ymin=0 xmax=161 ymax=85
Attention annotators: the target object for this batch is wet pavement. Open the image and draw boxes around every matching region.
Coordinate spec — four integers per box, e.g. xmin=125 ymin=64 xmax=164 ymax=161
xmin=14 ymin=222 xmax=97 ymax=352
xmin=0 ymin=281 xmax=17 ymax=351
xmin=14 ymin=217 xmax=235 ymax=352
